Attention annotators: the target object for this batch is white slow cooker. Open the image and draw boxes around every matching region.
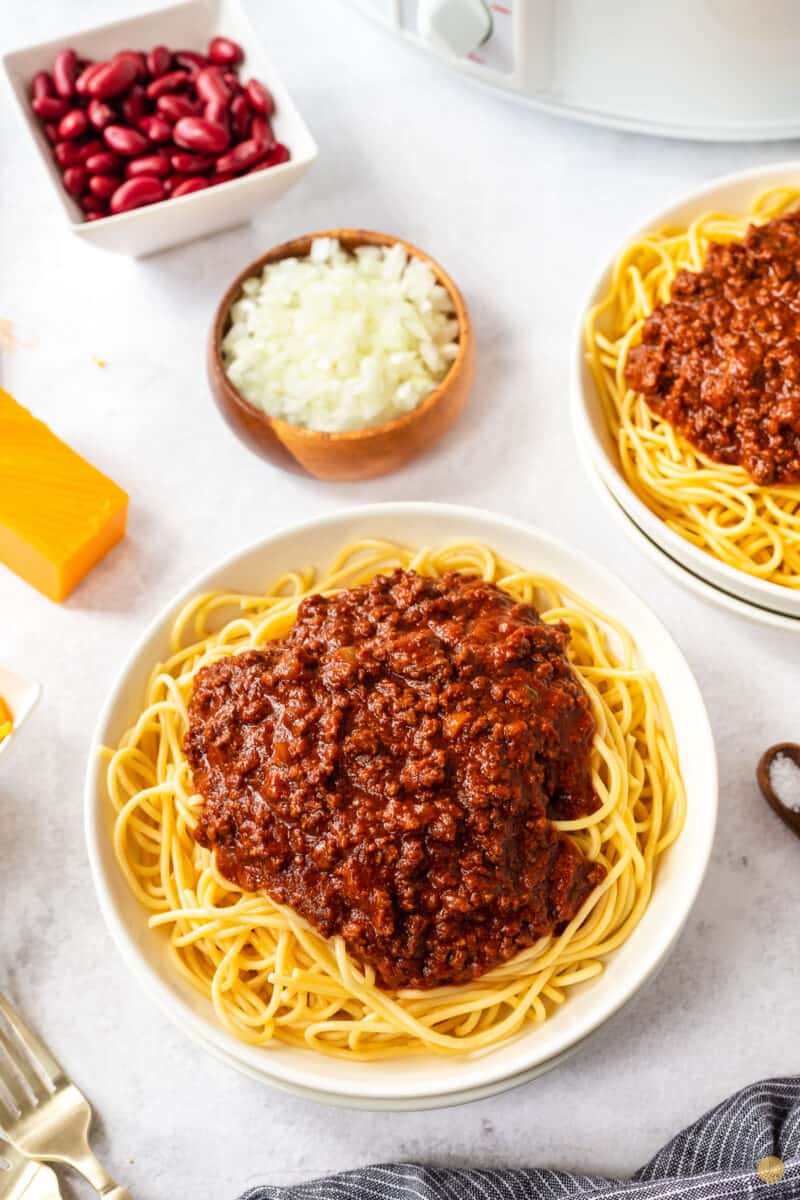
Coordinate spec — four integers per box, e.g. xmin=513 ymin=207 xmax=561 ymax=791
xmin=349 ymin=0 xmax=800 ymax=140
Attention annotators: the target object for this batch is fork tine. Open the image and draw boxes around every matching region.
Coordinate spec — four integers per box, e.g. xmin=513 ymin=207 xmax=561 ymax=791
xmin=0 ymin=1028 xmax=47 ymax=1106
xmin=0 ymin=996 xmax=65 ymax=1089
xmin=0 ymin=1040 xmax=28 ymax=1110
xmin=0 ymin=1073 xmax=20 ymax=1126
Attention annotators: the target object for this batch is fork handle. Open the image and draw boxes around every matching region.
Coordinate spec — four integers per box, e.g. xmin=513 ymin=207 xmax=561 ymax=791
xmin=70 ymin=1148 xmax=133 ymax=1199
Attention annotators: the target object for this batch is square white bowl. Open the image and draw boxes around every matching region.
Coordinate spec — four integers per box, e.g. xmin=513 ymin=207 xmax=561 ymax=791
xmin=2 ymin=0 xmax=318 ymax=257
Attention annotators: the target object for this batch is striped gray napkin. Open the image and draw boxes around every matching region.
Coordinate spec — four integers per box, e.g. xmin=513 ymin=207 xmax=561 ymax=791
xmin=240 ymin=1077 xmax=800 ymax=1200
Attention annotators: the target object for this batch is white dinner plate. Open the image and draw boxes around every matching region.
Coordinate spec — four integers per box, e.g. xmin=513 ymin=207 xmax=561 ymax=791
xmin=572 ymin=160 xmax=800 ymax=621
xmin=85 ymin=503 xmax=717 ymax=1109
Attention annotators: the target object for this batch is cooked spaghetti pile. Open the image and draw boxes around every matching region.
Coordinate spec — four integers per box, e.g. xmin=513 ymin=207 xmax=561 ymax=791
xmin=106 ymin=539 xmax=685 ymax=1060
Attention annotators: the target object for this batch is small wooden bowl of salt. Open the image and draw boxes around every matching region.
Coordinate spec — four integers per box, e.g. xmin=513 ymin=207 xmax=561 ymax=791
xmin=757 ymin=743 xmax=800 ymax=838
xmin=208 ymin=229 xmax=474 ymax=481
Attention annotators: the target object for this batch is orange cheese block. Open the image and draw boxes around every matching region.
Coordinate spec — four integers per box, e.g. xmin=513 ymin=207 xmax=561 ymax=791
xmin=0 ymin=388 xmax=128 ymax=602
xmin=0 ymin=696 xmax=11 ymax=743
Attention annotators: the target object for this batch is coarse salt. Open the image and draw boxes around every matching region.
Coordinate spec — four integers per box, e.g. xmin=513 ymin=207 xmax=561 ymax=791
xmin=769 ymin=752 xmax=800 ymax=813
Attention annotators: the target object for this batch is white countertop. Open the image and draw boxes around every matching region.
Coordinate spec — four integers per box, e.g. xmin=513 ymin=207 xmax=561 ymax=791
xmin=1 ymin=3 xmax=799 ymax=1198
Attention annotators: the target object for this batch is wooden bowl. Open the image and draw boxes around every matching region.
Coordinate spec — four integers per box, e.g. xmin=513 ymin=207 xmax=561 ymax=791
xmin=208 ymin=229 xmax=474 ymax=481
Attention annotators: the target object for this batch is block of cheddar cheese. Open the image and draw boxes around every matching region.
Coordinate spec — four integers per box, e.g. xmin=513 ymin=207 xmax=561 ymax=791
xmin=0 ymin=696 xmax=11 ymax=743
xmin=0 ymin=387 xmax=128 ymax=602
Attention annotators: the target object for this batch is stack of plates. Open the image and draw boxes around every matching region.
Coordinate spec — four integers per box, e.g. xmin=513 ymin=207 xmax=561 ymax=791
xmin=571 ymin=161 xmax=800 ymax=633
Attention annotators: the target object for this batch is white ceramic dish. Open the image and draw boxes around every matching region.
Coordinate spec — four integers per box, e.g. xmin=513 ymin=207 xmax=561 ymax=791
xmin=0 ymin=667 xmax=41 ymax=759
xmin=85 ymin=503 xmax=717 ymax=1109
xmin=576 ymin=432 xmax=800 ymax=635
xmin=2 ymin=0 xmax=318 ymax=257
xmin=572 ymin=160 xmax=800 ymax=621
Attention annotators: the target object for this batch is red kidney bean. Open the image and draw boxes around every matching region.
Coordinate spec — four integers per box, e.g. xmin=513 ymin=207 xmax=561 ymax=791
xmin=103 ymin=124 xmax=149 ymax=156
xmin=87 ymin=56 xmax=139 ymax=99
xmin=32 ymin=95 xmax=69 ymax=120
xmin=207 ymin=37 xmax=243 ymax=66
xmin=75 ymin=63 xmax=100 ymax=93
xmin=138 ymin=114 xmax=172 ymax=143
xmin=87 ymin=97 xmax=115 ymax=129
xmin=31 ymin=71 xmax=54 ymax=100
xmin=125 ymin=153 xmax=170 ymax=179
xmin=156 ymin=94 xmax=197 ymax=122
xmin=250 ymin=115 xmax=274 ymax=146
xmin=89 ymin=174 xmax=121 ymax=199
xmin=86 ymin=211 xmax=107 ymax=220
xmin=215 ymin=136 xmax=265 ymax=174
xmin=173 ymin=115 xmax=229 ymax=152
xmin=53 ymin=49 xmax=78 ymax=98
xmin=81 ymin=191 xmax=107 ymax=211
xmin=76 ymin=138 xmax=105 ymax=162
xmin=204 ymin=98 xmax=229 ymax=129
xmin=171 ymin=175 xmax=208 ymax=197
xmin=54 ymin=140 xmax=84 ymax=167
xmin=230 ymin=93 xmax=252 ymax=140
xmin=85 ymin=150 xmax=121 ymax=173
xmin=250 ymin=142 xmax=290 ymax=171
xmin=222 ymin=71 xmax=242 ymax=91
xmin=244 ymin=78 xmax=273 ymax=116
xmin=170 ymin=151 xmax=215 ymax=173
xmin=211 ymin=170 xmax=238 ymax=184
xmin=146 ymin=45 xmax=172 ymax=78
xmin=115 ymin=50 xmax=147 ymax=80
xmin=121 ymin=85 xmax=148 ymax=124
xmin=195 ymin=66 xmax=230 ymax=105
xmin=62 ymin=165 xmax=88 ymax=195
xmin=43 ymin=122 xmax=60 ymax=144
xmin=175 ymin=50 xmax=207 ymax=72
xmin=110 ymin=175 xmax=165 ymax=213
xmin=145 ymin=69 xmax=190 ymax=99
xmin=58 ymin=109 xmax=89 ymax=140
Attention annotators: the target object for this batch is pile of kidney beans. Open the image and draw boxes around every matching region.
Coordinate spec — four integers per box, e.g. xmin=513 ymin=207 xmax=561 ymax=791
xmin=29 ymin=38 xmax=290 ymax=220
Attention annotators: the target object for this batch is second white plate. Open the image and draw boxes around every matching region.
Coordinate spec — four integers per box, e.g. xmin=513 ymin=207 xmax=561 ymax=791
xmin=572 ymin=160 xmax=800 ymax=621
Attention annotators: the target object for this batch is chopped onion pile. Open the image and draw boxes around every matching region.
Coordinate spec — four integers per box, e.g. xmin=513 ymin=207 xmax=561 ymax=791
xmin=222 ymin=238 xmax=460 ymax=432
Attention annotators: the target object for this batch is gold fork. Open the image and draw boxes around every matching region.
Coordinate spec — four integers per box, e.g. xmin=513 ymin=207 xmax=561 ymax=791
xmin=0 ymin=995 xmax=131 ymax=1199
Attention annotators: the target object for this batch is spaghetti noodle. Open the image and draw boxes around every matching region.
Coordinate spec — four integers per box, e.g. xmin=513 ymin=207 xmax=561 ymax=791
xmin=585 ymin=185 xmax=800 ymax=590
xmin=105 ymin=539 xmax=685 ymax=1060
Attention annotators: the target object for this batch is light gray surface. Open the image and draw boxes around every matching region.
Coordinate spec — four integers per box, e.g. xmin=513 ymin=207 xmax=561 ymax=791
xmin=1 ymin=3 xmax=798 ymax=1198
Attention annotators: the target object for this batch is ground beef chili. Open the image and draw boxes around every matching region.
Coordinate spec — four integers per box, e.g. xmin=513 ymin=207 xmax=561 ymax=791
xmin=186 ymin=570 xmax=604 ymax=990
xmin=625 ymin=211 xmax=800 ymax=485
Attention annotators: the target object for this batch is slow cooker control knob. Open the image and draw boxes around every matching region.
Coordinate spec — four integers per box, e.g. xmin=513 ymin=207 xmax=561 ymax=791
xmin=418 ymin=0 xmax=492 ymax=58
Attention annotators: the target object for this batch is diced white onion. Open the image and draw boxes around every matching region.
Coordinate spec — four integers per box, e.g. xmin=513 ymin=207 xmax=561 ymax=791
xmin=222 ymin=238 xmax=460 ymax=433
